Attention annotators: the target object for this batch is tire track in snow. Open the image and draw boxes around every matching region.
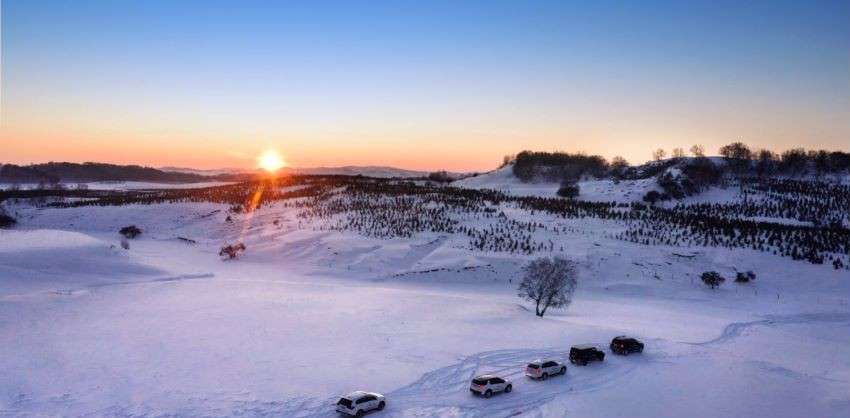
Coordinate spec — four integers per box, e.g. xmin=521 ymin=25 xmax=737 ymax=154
xmin=690 ymin=312 xmax=850 ymax=346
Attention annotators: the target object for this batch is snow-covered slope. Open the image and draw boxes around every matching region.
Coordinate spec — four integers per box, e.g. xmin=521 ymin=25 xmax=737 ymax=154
xmin=1 ymin=174 xmax=848 ymax=417
xmin=456 ymin=164 xmax=661 ymax=202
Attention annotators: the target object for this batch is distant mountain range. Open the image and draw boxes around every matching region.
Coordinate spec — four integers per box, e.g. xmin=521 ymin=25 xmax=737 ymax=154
xmin=0 ymin=162 xmax=444 ymax=183
xmin=159 ymin=165 xmax=438 ymax=178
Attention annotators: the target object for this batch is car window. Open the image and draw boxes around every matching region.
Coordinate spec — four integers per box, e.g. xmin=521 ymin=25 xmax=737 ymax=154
xmin=337 ymin=398 xmax=353 ymax=408
xmin=472 ymin=378 xmax=488 ymax=385
xmin=355 ymin=397 xmax=368 ymax=404
xmin=491 ymin=377 xmax=504 ymax=384
xmin=527 ymin=364 xmax=540 ymax=369
xmin=543 ymin=361 xmax=556 ymax=367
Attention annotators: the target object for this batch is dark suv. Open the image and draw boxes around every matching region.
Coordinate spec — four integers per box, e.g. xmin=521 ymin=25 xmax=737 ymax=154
xmin=610 ymin=336 xmax=644 ymax=355
xmin=569 ymin=345 xmax=605 ymax=365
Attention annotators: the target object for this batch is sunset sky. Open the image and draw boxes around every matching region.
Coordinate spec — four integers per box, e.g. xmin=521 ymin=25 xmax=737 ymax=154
xmin=2 ymin=0 xmax=848 ymax=172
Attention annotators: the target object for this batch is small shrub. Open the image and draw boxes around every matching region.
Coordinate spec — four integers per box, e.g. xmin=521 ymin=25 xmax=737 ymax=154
xmin=556 ymin=181 xmax=580 ymax=199
xmin=119 ymin=225 xmax=142 ymax=239
xmin=735 ymin=271 xmax=756 ymax=283
xmin=701 ymin=271 xmax=725 ymax=289
xmin=219 ymin=242 xmax=246 ymax=260
xmin=642 ymin=190 xmax=662 ymax=205
xmin=0 ymin=213 xmax=16 ymax=229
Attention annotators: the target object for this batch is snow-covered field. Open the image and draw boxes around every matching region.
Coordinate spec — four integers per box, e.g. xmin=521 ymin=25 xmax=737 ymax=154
xmin=1 ymin=178 xmax=848 ymax=417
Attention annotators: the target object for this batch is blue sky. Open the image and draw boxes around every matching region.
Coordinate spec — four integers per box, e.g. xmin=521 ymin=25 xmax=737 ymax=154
xmin=2 ymin=0 xmax=848 ymax=170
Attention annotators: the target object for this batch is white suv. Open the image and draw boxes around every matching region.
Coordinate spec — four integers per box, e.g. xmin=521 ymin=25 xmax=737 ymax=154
xmin=469 ymin=374 xmax=512 ymax=398
xmin=525 ymin=359 xmax=567 ymax=380
xmin=336 ymin=391 xmax=386 ymax=416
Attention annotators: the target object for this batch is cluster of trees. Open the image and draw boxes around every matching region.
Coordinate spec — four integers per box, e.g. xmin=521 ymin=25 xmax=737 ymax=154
xmin=7 ymin=173 xmax=846 ymax=269
xmin=618 ymin=205 xmax=849 ymax=269
xmin=513 ymin=151 xmax=610 ymax=182
xmin=649 ymin=142 xmax=850 ymax=177
xmin=719 ymin=143 xmax=850 ymax=177
xmin=700 ymin=270 xmax=757 ymax=289
xmin=676 ymin=179 xmax=850 ymax=228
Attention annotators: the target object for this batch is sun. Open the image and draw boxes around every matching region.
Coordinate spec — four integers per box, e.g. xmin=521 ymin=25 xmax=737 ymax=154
xmin=257 ymin=149 xmax=286 ymax=172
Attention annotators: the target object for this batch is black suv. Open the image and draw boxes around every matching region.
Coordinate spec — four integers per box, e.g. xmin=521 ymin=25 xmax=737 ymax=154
xmin=569 ymin=345 xmax=605 ymax=365
xmin=610 ymin=336 xmax=644 ymax=355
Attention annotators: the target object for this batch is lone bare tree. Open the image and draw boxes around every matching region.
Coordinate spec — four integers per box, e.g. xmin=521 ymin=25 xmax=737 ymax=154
xmin=690 ymin=144 xmax=705 ymax=157
xmin=518 ymin=257 xmax=578 ymax=317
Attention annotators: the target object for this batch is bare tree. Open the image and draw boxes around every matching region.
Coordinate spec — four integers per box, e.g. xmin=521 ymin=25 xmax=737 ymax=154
xmin=652 ymin=148 xmax=667 ymax=162
xmin=518 ymin=257 xmax=578 ymax=317
xmin=690 ymin=144 xmax=705 ymax=157
xmin=609 ymin=156 xmax=629 ymax=178
xmin=672 ymin=147 xmax=685 ymax=159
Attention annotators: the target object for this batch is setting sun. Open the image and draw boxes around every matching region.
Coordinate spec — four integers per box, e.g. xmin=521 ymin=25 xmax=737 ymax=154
xmin=257 ymin=149 xmax=286 ymax=172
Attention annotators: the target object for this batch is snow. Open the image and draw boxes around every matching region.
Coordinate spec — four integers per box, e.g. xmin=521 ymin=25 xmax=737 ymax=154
xmin=1 ymin=184 xmax=848 ymax=417
xmin=455 ymin=164 xmax=660 ymax=203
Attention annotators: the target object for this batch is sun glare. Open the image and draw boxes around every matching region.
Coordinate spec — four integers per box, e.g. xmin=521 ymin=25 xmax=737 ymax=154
xmin=257 ymin=149 xmax=286 ymax=172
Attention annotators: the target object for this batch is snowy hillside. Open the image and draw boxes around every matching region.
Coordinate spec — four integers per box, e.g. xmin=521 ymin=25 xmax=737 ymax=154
xmin=0 ymin=173 xmax=848 ymax=417
xmin=456 ymin=164 xmax=661 ymax=202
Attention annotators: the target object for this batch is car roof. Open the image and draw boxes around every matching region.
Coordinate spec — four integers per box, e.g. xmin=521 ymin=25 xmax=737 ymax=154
xmin=614 ymin=336 xmax=635 ymax=341
xmin=572 ymin=344 xmax=597 ymax=349
xmin=474 ymin=374 xmax=498 ymax=379
xmin=343 ymin=391 xmax=377 ymax=400
xmin=529 ymin=358 xmax=556 ymax=364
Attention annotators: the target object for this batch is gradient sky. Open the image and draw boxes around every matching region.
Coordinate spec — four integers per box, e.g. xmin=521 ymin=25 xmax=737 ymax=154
xmin=2 ymin=0 xmax=848 ymax=171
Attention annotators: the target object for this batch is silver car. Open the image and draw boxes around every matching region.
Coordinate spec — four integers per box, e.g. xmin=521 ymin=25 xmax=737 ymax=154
xmin=525 ymin=359 xmax=567 ymax=380
xmin=336 ymin=391 xmax=386 ymax=416
xmin=469 ymin=374 xmax=512 ymax=398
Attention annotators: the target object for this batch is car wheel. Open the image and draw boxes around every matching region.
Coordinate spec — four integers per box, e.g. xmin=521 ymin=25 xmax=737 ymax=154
xmin=356 ymin=410 xmax=365 ymax=417
xmin=505 ymin=384 xmax=512 ymax=393
xmin=377 ymin=401 xmax=385 ymax=410
xmin=560 ymin=366 xmax=566 ymax=374
xmin=484 ymin=389 xmax=492 ymax=398
xmin=542 ymin=373 xmax=548 ymax=381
